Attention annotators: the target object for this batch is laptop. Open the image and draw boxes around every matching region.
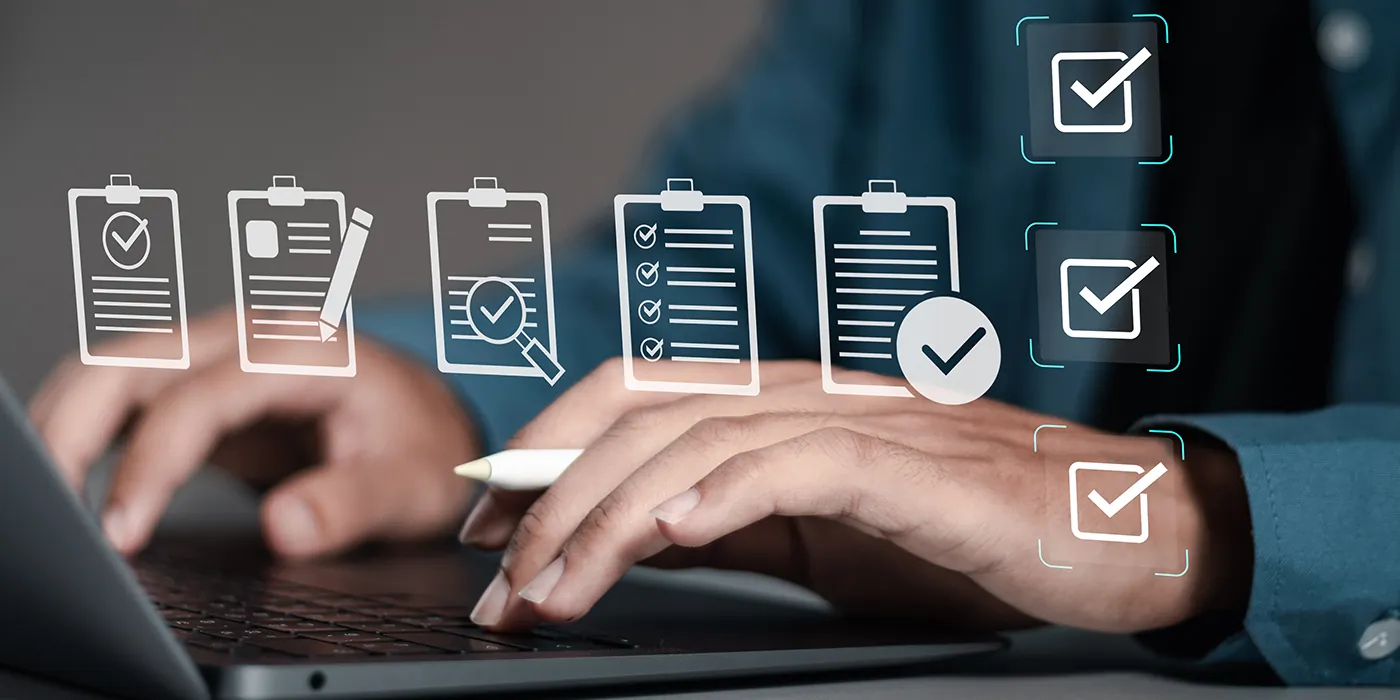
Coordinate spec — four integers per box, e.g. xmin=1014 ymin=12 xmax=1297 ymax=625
xmin=0 ymin=376 xmax=1004 ymax=699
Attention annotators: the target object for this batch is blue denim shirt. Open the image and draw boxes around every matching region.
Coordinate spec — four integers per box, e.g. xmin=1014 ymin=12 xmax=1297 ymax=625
xmin=359 ymin=0 xmax=1400 ymax=685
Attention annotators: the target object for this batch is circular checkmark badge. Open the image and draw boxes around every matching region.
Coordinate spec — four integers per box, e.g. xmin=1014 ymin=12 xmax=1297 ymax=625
xmin=895 ymin=295 xmax=1001 ymax=405
xmin=633 ymin=223 xmax=658 ymax=250
xmin=102 ymin=210 xmax=152 ymax=271
xmin=464 ymin=276 xmax=528 ymax=345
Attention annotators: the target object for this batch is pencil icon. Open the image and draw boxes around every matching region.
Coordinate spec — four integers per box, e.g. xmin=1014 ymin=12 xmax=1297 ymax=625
xmin=319 ymin=207 xmax=373 ymax=342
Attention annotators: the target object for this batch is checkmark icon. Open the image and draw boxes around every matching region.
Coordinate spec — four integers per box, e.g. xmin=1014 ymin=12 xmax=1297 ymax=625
xmin=633 ymin=223 xmax=658 ymax=249
xmin=638 ymin=299 xmax=662 ymax=325
xmin=1070 ymin=47 xmax=1152 ymax=108
xmin=479 ymin=296 xmax=515 ymax=324
xmin=920 ymin=327 xmax=987 ymax=375
xmin=1077 ymin=256 xmax=1159 ymax=315
xmin=1087 ymin=462 xmax=1168 ymax=517
xmin=639 ymin=337 xmax=664 ymax=361
xmin=111 ymin=217 xmax=150 ymax=252
xmin=635 ymin=261 xmax=659 ymax=287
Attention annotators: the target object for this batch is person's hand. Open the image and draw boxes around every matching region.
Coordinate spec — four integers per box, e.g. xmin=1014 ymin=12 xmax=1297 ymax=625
xmin=28 ymin=307 xmax=480 ymax=558
xmin=460 ymin=359 xmax=1252 ymax=635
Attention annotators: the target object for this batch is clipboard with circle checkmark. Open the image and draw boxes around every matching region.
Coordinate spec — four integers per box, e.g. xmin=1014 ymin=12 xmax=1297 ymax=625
xmin=67 ymin=174 xmax=190 ymax=369
xmin=614 ymin=179 xmax=758 ymax=395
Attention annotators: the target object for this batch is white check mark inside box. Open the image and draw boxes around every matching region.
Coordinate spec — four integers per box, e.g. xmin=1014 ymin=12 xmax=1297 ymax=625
xmin=1069 ymin=461 xmax=1168 ymax=544
xmin=1051 ymin=47 xmax=1152 ymax=134
xmin=1059 ymin=256 xmax=1160 ymax=340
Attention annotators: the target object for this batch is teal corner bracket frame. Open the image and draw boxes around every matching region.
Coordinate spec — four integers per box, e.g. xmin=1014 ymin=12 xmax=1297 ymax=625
xmin=1132 ymin=13 xmax=1170 ymax=43
xmin=1028 ymin=338 xmax=1065 ymax=369
xmin=1033 ymin=423 xmax=1068 ymax=452
xmin=1024 ymin=221 xmax=1058 ymax=251
xmin=1015 ymin=15 xmax=1050 ymax=46
xmin=1020 ymin=134 xmax=1055 ymax=166
xmin=1155 ymin=550 xmax=1190 ymax=578
xmin=1139 ymin=134 xmax=1174 ymax=166
xmin=1026 ymin=222 xmax=1065 ymax=369
xmin=1141 ymin=223 xmax=1180 ymax=373
xmin=1146 ymin=427 xmax=1189 ymax=577
xmin=1038 ymin=539 xmax=1073 ymax=570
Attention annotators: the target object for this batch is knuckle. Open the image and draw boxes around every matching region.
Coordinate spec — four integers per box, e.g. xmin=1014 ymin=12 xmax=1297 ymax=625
xmin=808 ymin=426 xmax=872 ymax=464
xmin=608 ymin=405 xmax=668 ymax=439
xmin=681 ymin=415 xmax=752 ymax=450
xmin=570 ymin=498 xmax=627 ymax=550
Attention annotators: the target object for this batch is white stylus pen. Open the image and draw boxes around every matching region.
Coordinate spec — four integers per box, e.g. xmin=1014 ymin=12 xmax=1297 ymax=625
xmin=452 ymin=449 xmax=582 ymax=490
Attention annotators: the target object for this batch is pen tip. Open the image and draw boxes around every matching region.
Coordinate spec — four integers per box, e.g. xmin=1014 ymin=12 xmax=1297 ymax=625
xmin=453 ymin=458 xmax=491 ymax=481
xmin=318 ymin=321 xmax=337 ymax=342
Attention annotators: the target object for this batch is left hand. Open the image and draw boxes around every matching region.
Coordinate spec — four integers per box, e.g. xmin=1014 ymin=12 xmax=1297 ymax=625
xmin=461 ymin=359 xmax=1252 ymax=635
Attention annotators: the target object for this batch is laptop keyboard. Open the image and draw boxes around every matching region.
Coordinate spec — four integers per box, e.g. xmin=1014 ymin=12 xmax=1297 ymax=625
xmin=134 ymin=557 xmax=638 ymax=659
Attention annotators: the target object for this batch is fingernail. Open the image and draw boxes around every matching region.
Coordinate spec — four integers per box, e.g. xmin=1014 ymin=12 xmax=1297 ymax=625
xmin=471 ymin=570 xmax=509 ymax=626
xmin=518 ymin=555 xmax=565 ymax=604
xmin=651 ymin=488 xmax=701 ymax=524
xmin=271 ymin=498 xmax=319 ymax=554
xmin=103 ymin=507 xmax=130 ymax=551
xmin=458 ymin=498 xmax=491 ymax=545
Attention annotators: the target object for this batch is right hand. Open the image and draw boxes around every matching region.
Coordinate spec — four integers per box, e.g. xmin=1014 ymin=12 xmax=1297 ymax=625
xmin=28 ymin=307 xmax=481 ymax=558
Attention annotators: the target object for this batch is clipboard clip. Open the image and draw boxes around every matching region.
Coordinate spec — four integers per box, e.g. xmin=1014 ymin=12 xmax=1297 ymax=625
xmin=466 ymin=176 xmax=508 ymax=208
xmin=861 ymin=180 xmax=908 ymax=214
xmin=267 ymin=175 xmax=306 ymax=207
xmin=104 ymin=174 xmax=142 ymax=205
xmin=660 ymin=178 xmax=705 ymax=212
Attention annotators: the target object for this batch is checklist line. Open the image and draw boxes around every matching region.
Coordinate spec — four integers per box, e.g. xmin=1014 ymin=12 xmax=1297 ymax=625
xmin=858 ymin=230 xmax=911 ymax=237
xmin=91 ymin=276 xmax=169 ymax=284
xmin=838 ymin=336 xmax=892 ymax=344
xmin=447 ymin=276 xmax=537 ymax=283
xmin=668 ymin=304 xmax=737 ymax=312
xmin=834 ymin=272 xmax=939 ymax=280
xmin=249 ymin=290 xmax=326 ymax=298
xmin=671 ymin=342 xmax=741 ymax=350
xmin=94 ymin=313 xmax=172 ymax=321
xmin=671 ymin=356 xmax=741 ymax=364
xmin=92 ymin=288 xmax=170 ymax=296
xmin=251 ymin=304 xmax=319 ymax=312
xmin=286 ymin=222 xmax=330 ymax=229
xmin=95 ymin=325 xmax=172 ymax=334
xmin=252 ymin=319 xmax=319 ymax=327
xmin=666 ymin=280 xmax=737 ymax=288
xmin=249 ymin=275 xmax=331 ymax=283
xmin=488 ymin=223 xmax=532 ymax=230
xmin=664 ymin=242 xmax=734 ymax=250
xmin=670 ymin=318 xmax=740 ymax=326
xmin=833 ymin=258 xmax=937 ymax=266
xmin=665 ymin=266 xmax=735 ymax=274
xmin=288 ymin=248 xmax=332 ymax=255
xmin=837 ymin=320 xmax=896 ymax=327
xmin=93 ymin=300 xmax=171 ymax=309
xmin=488 ymin=236 xmax=533 ymax=243
xmin=836 ymin=288 xmax=931 ymax=296
xmin=287 ymin=235 xmax=331 ymax=242
xmin=834 ymin=243 xmax=937 ymax=251
xmin=839 ymin=351 xmax=892 ymax=360
xmin=665 ymin=228 xmax=733 ymax=235
xmin=837 ymin=303 xmax=905 ymax=312
xmin=253 ymin=333 xmax=337 ymax=342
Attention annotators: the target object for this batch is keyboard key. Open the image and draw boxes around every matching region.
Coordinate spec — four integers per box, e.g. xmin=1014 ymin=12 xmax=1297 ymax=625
xmin=436 ymin=629 xmax=532 ymax=650
xmin=208 ymin=627 xmax=296 ymax=641
xmin=394 ymin=615 xmax=471 ymax=628
xmin=302 ymin=631 xmax=389 ymax=644
xmin=184 ymin=633 xmax=240 ymax=652
xmin=389 ymin=633 xmax=513 ymax=654
xmin=160 ymin=609 xmax=203 ymax=621
xmin=353 ymin=606 xmax=425 ymax=617
xmin=299 ymin=612 xmax=379 ymax=624
xmin=171 ymin=619 xmax=244 ymax=633
xmin=248 ymin=638 xmax=368 ymax=658
xmin=454 ymin=630 xmax=610 ymax=652
xmin=261 ymin=622 xmax=344 ymax=633
xmin=345 ymin=622 xmax=428 ymax=634
xmin=346 ymin=641 xmax=444 ymax=655
xmin=424 ymin=606 xmax=478 ymax=617
xmin=262 ymin=603 xmax=334 ymax=615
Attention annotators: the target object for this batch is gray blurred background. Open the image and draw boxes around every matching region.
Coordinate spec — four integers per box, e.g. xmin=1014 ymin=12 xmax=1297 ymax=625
xmin=0 ymin=0 xmax=768 ymax=400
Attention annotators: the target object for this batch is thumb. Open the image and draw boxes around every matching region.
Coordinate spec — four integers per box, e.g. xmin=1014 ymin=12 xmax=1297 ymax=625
xmin=261 ymin=460 xmax=469 ymax=558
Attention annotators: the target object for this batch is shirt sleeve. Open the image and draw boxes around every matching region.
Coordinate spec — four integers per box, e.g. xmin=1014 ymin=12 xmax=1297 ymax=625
xmin=356 ymin=0 xmax=861 ymax=452
xmin=1135 ymin=405 xmax=1400 ymax=686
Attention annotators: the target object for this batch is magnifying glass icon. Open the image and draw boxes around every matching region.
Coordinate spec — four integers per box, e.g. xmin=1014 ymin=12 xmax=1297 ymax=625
xmin=463 ymin=276 xmax=566 ymax=385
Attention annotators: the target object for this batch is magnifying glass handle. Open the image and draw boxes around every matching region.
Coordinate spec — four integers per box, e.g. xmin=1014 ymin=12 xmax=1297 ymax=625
xmin=517 ymin=336 xmax=566 ymax=386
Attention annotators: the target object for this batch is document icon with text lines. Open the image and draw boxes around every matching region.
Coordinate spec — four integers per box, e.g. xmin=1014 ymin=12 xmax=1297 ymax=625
xmin=814 ymin=180 xmax=959 ymax=397
xmin=427 ymin=177 xmax=564 ymax=384
xmin=68 ymin=175 xmax=190 ymax=369
xmin=615 ymin=179 xmax=758 ymax=395
xmin=228 ymin=176 xmax=372 ymax=377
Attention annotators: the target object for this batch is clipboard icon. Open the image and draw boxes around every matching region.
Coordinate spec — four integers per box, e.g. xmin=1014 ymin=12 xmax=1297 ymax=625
xmin=228 ymin=176 xmax=372 ymax=377
xmin=813 ymin=180 xmax=958 ymax=397
xmin=427 ymin=177 xmax=564 ymax=384
xmin=614 ymin=178 xmax=759 ymax=395
xmin=67 ymin=174 xmax=190 ymax=369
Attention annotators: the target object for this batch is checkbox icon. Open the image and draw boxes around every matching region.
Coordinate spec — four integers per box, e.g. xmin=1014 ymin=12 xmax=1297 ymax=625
xmin=635 ymin=261 xmax=659 ymax=288
xmin=1060 ymin=256 xmax=1160 ymax=339
xmin=639 ymin=337 xmax=664 ymax=362
xmin=1069 ymin=461 xmax=1167 ymax=544
xmin=633 ymin=223 xmax=658 ymax=250
xmin=637 ymin=299 xmax=662 ymax=325
xmin=1052 ymin=48 xmax=1151 ymax=134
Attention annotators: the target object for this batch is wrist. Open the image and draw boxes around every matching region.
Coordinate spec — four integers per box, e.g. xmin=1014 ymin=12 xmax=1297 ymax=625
xmin=1182 ymin=434 xmax=1254 ymax=618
